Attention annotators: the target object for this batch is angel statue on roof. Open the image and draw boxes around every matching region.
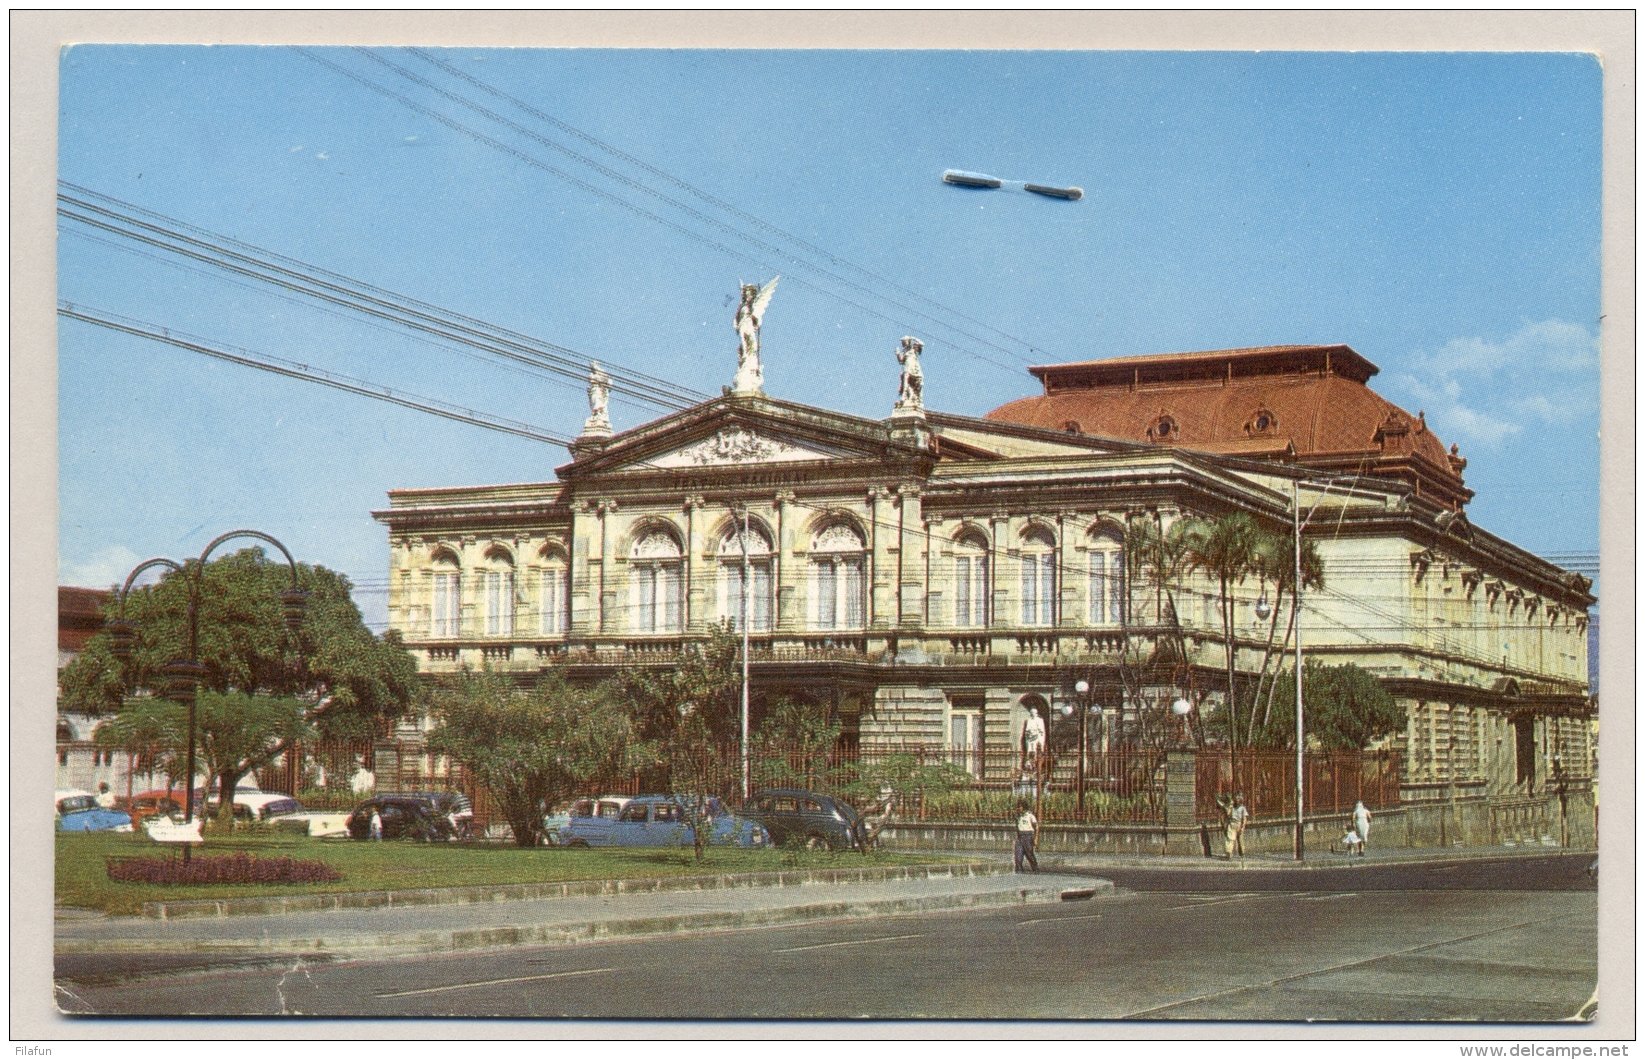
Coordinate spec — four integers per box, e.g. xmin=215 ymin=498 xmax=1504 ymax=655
xmin=893 ymin=336 xmax=925 ymax=416
xmin=733 ymin=276 xmax=780 ymax=395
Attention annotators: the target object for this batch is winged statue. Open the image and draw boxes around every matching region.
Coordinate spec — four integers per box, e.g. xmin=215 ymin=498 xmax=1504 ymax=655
xmin=732 ymin=276 xmax=780 ymax=394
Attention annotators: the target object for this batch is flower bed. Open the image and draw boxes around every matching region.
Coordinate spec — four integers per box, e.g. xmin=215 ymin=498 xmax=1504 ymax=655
xmin=107 ymin=852 xmax=343 ymax=885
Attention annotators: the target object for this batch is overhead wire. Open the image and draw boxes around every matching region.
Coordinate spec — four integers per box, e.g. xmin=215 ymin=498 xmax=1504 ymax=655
xmin=58 ymin=303 xmax=575 ymax=447
xmin=353 ymin=46 xmax=1039 ymax=370
xmin=291 ymin=46 xmax=1026 ymax=376
xmin=59 ymin=182 xmax=702 ymax=412
xmin=403 ymin=46 xmax=1059 ymax=364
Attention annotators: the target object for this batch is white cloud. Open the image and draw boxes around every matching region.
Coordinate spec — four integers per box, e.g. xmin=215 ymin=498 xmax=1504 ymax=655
xmin=1396 ymin=319 xmax=1599 ymax=449
xmin=58 ymin=544 xmax=144 ymax=590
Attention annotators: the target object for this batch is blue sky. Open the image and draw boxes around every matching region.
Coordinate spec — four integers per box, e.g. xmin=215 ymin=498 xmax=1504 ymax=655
xmin=57 ymin=47 xmax=1602 ymax=627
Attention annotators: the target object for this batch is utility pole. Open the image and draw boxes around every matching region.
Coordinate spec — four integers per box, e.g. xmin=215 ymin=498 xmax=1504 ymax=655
xmin=738 ymin=504 xmax=752 ymax=803
xmin=1294 ymin=478 xmax=1305 ymax=861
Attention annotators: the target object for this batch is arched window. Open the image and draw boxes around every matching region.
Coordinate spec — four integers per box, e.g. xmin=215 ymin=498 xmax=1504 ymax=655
xmin=811 ymin=523 xmax=866 ymax=630
xmin=482 ymin=547 xmax=515 ymax=637
xmin=539 ymin=546 xmax=570 ymax=635
xmin=953 ymin=529 xmax=991 ymax=628
xmin=1020 ymin=527 xmax=1057 ymax=626
xmin=719 ymin=524 xmax=774 ymax=633
xmin=1088 ymin=530 xmax=1125 ymax=626
xmin=431 ymin=550 xmax=461 ymax=639
xmin=631 ymin=529 xmax=683 ymax=633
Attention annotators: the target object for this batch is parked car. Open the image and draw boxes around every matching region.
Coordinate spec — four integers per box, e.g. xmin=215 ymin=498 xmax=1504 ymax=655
xmin=208 ymin=790 xmax=306 ymax=822
xmin=544 ymin=795 xmax=632 ymax=846
xmin=558 ymin=794 xmax=769 ymax=849
xmin=55 ymin=790 xmax=133 ymax=833
xmin=739 ymin=789 xmax=866 ymax=851
xmin=118 ymin=789 xmax=185 ymax=828
xmin=345 ymin=796 xmax=457 ymax=842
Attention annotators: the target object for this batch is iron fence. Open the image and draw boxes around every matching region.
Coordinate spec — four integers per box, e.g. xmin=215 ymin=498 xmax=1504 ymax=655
xmin=1195 ymin=750 xmax=1402 ymax=823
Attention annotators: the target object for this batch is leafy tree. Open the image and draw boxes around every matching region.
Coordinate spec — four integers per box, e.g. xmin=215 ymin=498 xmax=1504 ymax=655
xmin=95 ymin=692 xmax=312 ymax=820
xmin=1249 ymin=662 xmax=1403 ymax=752
xmin=426 ymin=669 xmax=646 ymax=847
xmin=614 ymin=621 xmax=745 ymax=858
xmin=751 ymin=698 xmax=839 ymax=791
xmin=61 ymin=548 xmax=418 ymax=804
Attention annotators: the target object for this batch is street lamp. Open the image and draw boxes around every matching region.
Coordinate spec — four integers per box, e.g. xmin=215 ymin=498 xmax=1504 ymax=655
xmin=106 ymin=530 xmax=307 ymax=862
xmin=1073 ymin=678 xmax=1092 ymax=815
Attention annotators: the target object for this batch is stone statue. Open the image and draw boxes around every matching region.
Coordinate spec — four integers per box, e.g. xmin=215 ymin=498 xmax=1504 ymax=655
xmin=893 ymin=336 xmax=925 ymax=415
xmin=581 ymin=361 xmax=612 ymax=436
xmin=733 ymin=277 xmax=779 ymax=394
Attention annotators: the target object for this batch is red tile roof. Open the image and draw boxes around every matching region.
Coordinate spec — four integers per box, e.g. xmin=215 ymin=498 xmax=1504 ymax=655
xmin=59 ymin=586 xmax=111 ymax=654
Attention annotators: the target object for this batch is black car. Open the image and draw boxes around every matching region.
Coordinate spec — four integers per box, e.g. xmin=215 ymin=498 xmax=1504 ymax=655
xmin=346 ymin=796 xmax=457 ymax=842
xmin=739 ymin=789 xmax=865 ymax=851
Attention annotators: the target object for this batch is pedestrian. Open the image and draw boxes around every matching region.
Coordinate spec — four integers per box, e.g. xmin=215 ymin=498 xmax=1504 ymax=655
xmin=369 ymin=807 xmax=383 ymax=841
xmin=95 ymin=782 xmax=116 ymax=809
xmin=1352 ymin=800 xmax=1371 ymax=856
xmin=1013 ymin=801 xmax=1039 ymax=873
xmin=1224 ymin=793 xmax=1249 ymax=859
xmin=1340 ymin=823 xmax=1363 ymax=855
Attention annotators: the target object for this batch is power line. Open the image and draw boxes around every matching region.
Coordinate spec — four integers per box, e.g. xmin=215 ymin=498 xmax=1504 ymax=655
xmin=59 ymin=302 xmax=575 ymax=447
xmin=403 ymin=47 xmax=1060 ymax=365
xmin=292 ymin=46 xmax=1026 ymax=377
xmin=358 ymin=46 xmax=1041 ymax=369
xmin=59 ymin=183 xmax=703 ymax=412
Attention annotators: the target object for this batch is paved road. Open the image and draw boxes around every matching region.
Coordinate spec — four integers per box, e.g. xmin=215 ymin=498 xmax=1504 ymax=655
xmin=57 ymin=855 xmax=1596 ymax=1021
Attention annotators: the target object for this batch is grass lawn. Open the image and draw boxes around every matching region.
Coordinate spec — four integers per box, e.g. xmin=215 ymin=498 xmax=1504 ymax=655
xmin=57 ymin=831 xmax=975 ymax=916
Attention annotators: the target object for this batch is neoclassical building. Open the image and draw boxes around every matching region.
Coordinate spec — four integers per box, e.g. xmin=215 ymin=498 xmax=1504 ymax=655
xmin=374 ymin=341 xmax=1594 ymax=797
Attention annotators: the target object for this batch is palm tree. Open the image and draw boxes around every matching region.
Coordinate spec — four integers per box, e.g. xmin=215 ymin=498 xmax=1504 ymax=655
xmin=1257 ymin=536 xmax=1326 ymax=740
xmin=1182 ymin=513 xmax=1261 ymax=751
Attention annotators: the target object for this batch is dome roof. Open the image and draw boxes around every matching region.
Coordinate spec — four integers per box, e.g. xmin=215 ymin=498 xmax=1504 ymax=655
xmin=985 ymin=344 xmax=1470 ymax=507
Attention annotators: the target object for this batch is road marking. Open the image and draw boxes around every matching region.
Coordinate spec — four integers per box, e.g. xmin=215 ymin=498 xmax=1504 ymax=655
xmin=374 ymin=967 xmax=615 ymax=998
xmin=1298 ymin=893 xmax=1358 ymax=902
xmin=1166 ymin=893 xmax=1275 ymax=910
xmin=1019 ymin=913 xmax=1103 ymax=925
xmin=774 ymin=933 xmax=926 ymax=954
xmin=1117 ymin=910 xmax=1587 ymax=1019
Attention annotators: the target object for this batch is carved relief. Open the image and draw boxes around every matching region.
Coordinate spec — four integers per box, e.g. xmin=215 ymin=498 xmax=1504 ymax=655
xmin=651 ymin=428 xmax=825 ymax=468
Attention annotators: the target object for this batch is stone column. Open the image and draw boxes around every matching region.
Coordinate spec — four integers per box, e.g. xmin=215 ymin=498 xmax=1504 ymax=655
xmin=1164 ymin=749 xmax=1200 ymax=855
xmin=774 ymin=490 xmax=797 ymax=631
xmin=1058 ymin=511 xmax=1079 ymax=630
xmin=684 ymin=495 xmax=706 ymax=633
xmin=990 ymin=512 xmax=1010 ymax=635
xmin=869 ymin=487 xmax=893 ymax=630
xmin=897 ymin=485 xmax=924 ymax=630
xmin=597 ymin=500 xmax=618 ymax=633
xmin=569 ymin=503 xmax=596 ymax=636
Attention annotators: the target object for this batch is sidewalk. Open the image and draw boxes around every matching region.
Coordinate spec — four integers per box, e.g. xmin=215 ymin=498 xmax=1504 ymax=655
xmin=1033 ymin=841 xmax=1592 ymax=873
xmin=56 ymin=866 xmax=1108 ymax=961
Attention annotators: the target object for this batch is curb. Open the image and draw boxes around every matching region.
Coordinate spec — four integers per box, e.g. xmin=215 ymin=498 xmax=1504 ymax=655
xmin=138 ymin=862 xmax=1006 ymax=920
xmin=62 ymin=877 xmax=1112 ymax=959
xmin=1032 ymin=846 xmax=1597 ymax=873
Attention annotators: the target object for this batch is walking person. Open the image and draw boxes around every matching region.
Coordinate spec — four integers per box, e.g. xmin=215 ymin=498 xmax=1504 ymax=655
xmin=1352 ymin=800 xmax=1371 ymax=856
xmin=1014 ymin=801 xmax=1039 ymax=873
xmin=1224 ymin=793 xmax=1249 ymax=859
xmin=369 ymin=807 xmax=383 ymax=841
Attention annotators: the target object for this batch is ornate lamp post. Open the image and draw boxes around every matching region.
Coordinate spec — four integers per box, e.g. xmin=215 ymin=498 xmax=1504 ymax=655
xmin=105 ymin=530 xmax=308 ymax=862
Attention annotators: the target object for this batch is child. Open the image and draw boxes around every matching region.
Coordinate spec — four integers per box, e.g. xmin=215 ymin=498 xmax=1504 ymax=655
xmin=1341 ymin=824 xmax=1363 ymax=854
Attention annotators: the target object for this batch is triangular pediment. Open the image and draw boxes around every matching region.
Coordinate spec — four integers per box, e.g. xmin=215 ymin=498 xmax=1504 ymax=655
xmin=647 ymin=426 xmax=841 ymax=468
xmin=559 ymin=395 xmax=935 ymax=479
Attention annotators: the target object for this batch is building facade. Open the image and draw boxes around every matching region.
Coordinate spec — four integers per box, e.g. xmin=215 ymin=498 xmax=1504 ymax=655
xmin=374 ymin=342 xmax=1594 ymax=799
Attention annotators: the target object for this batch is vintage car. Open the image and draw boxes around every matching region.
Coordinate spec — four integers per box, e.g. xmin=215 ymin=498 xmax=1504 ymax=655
xmin=544 ymin=795 xmax=632 ymax=846
xmin=55 ymin=790 xmax=133 ymax=833
xmin=345 ymin=796 xmax=457 ymax=842
xmin=118 ymin=789 xmax=185 ymax=829
xmin=557 ymin=794 xmax=768 ymax=849
xmin=738 ymin=789 xmax=866 ymax=851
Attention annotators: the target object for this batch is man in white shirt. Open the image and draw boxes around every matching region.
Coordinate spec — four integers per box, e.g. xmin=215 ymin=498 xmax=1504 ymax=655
xmin=1014 ymin=803 xmax=1039 ymax=873
xmin=95 ymin=783 xmax=116 ymax=809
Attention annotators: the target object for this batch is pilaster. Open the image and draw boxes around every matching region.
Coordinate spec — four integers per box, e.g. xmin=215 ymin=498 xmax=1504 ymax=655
xmin=597 ymin=499 xmax=618 ymax=633
xmin=774 ymin=490 xmax=797 ymax=631
xmin=897 ymin=485 xmax=924 ymax=630
xmin=685 ymin=495 xmax=706 ymax=633
xmin=869 ymin=487 xmax=893 ymax=629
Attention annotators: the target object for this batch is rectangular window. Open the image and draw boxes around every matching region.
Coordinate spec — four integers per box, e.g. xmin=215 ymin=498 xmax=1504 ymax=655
xmin=637 ymin=567 xmax=657 ymax=632
xmin=843 ymin=557 xmax=864 ymax=627
xmin=661 ymin=565 xmax=682 ymax=632
xmin=956 ymin=555 xmax=989 ymax=627
xmin=1021 ymin=554 xmax=1053 ymax=625
xmin=726 ymin=562 xmax=771 ymax=632
xmin=540 ymin=568 xmax=566 ymax=634
xmin=484 ymin=571 xmax=514 ymax=636
xmin=752 ymin=561 xmax=772 ymax=631
xmin=433 ymin=572 xmax=460 ymax=638
xmin=816 ymin=559 xmax=837 ymax=630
